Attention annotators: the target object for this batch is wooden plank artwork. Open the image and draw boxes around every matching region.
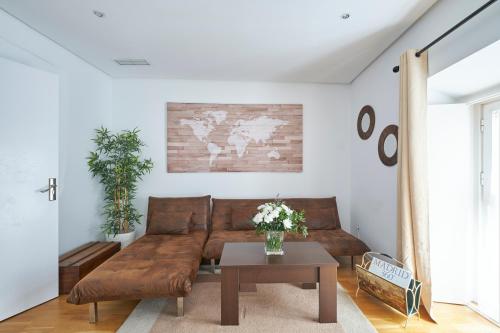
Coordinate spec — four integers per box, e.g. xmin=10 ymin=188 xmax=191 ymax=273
xmin=166 ymin=102 xmax=303 ymax=172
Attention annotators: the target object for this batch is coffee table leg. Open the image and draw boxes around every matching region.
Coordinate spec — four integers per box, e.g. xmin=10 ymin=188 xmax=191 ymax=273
xmin=221 ymin=267 xmax=239 ymax=325
xmin=319 ymin=266 xmax=337 ymax=323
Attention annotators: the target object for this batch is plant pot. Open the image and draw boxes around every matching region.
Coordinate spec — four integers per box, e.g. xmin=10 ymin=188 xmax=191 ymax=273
xmin=265 ymin=230 xmax=284 ymax=255
xmin=105 ymin=230 xmax=136 ymax=248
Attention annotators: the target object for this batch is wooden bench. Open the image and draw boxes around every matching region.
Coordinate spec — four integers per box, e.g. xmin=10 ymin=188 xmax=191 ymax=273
xmin=59 ymin=241 xmax=120 ymax=294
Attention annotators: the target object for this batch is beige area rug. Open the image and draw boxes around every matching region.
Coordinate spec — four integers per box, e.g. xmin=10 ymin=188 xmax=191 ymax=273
xmin=118 ymin=282 xmax=376 ymax=333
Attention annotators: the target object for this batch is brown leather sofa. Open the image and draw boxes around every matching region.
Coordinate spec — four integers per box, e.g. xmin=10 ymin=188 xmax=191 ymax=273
xmin=68 ymin=195 xmax=369 ymax=323
xmin=67 ymin=195 xmax=211 ymax=321
xmin=203 ymin=197 xmax=369 ymax=268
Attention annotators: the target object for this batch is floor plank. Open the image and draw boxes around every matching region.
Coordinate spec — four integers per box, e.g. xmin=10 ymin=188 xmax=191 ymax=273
xmin=0 ymin=266 xmax=498 ymax=332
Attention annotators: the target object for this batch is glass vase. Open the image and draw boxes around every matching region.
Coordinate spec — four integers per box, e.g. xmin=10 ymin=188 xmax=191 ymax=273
xmin=265 ymin=230 xmax=284 ymax=255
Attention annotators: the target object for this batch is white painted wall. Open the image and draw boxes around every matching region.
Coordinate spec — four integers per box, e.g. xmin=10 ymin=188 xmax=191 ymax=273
xmin=350 ymin=0 xmax=500 ymax=256
xmin=0 ymin=10 xmax=112 ymax=254
xmin=112 ymin=79 xmax=352 ymax=236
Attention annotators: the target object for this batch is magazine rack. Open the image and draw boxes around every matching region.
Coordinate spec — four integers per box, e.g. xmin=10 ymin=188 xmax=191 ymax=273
xmin=355 ymin=252 xmax=422 ymax=327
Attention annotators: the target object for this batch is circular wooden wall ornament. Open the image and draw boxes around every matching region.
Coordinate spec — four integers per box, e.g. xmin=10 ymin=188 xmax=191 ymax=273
xmin=378 ymin=124 xmax=399 ymax=166
xmin=357 ymin=105 xmax=375 ymax=140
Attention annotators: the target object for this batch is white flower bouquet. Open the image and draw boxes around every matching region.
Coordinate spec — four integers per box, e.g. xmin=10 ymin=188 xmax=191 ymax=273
xmin=252 ymin=199 xmax=307 ymax=255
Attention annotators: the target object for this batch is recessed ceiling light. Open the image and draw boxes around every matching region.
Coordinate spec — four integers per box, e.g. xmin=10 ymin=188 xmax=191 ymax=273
xmin=93 ymin=10 xmax=105 ymax=18
xmin=114 ymin=59 xmax=150 ymax=66
xmin=341 ymin=13 xmax=350 ymax=20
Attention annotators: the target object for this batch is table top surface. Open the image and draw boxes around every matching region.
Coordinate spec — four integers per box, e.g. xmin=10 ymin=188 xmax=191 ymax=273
xmin=219 ymin=242 xmax=339 ymax=268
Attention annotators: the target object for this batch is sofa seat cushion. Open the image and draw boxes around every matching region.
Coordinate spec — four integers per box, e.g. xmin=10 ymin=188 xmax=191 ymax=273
xmin=203 ymin=229 xmax=369 ymax=260
xmin=67 ymin=230 xmax=207 ymax=304
xmin=203 ymin=230 xmax=264 ymax=260
xmin=286 ymin=229 xmax=370 ymax=257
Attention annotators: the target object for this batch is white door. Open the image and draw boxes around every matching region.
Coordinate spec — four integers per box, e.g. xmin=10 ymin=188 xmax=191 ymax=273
xmin=0 ymin=57 xmax=59 ymax=321
xmin=476 ymin=100 xmax=500 ymax=323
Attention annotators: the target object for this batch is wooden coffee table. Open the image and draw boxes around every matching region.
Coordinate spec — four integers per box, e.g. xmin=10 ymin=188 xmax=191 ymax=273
xmin=219 ymin=242 xmax=339 ymax=325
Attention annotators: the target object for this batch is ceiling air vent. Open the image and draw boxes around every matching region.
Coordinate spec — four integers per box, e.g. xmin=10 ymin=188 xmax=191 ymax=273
xmin=114 ymin=59 xmax=150 ymax=66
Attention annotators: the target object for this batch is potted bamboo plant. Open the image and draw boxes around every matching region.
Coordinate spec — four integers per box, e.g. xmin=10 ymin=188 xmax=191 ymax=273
xmin=88 ymin=127 xmax=153 ymax=247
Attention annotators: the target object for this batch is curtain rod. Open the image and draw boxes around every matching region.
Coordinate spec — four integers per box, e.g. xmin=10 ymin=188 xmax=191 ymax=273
xmin=392 ymin=0 xmax=498 ymax=73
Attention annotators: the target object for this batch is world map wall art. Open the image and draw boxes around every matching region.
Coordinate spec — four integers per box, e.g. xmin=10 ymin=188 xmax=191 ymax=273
xmin=166 ymin=102 xmax=303 ymax=172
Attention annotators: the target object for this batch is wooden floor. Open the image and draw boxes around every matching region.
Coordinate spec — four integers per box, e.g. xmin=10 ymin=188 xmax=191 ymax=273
xmin=337 ymin=268 xmax=499 ymax=333
xmin=1 ymin=265 xmax=498 ymax=333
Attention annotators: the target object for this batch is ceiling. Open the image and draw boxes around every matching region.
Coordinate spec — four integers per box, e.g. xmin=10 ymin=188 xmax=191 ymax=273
xmin=0 ymin=0 xmax=437 ymax=83
xmin=428 ymin=39 xmax=500 ymax=101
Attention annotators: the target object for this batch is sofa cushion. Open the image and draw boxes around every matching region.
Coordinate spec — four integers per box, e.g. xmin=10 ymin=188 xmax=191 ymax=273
xmin=203 ymin=229 xmax=369 ymax=260
xmin=203 ymin=230 xmax=264 ymax=259
xmin=211 ymin=197 xmax=341 ymax=231
xmin=231 ymin=207 xmax=257 ymax=230
xmin=287 ymin=229 xmax=370 ymax=257
xmin=305 ymin=207 xmax=338 ymax=230
xmin=67 ymin=230 xmax=208 ymax=304
xmin=147 ymin=195 xmax=210 ymax=231
xmin=147 ymin=210 xmax=192 ymax=235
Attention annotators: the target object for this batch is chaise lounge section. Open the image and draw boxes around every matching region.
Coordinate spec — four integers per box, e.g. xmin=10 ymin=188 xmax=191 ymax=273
xmin=67 ymin=195 xmax=210 ymax=322
xmin=203 ymin=197 xmax=370 ymax=269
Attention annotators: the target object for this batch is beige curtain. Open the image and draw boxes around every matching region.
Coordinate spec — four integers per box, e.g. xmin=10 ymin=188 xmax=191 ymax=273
xmin=397 ymin=49 xmax=433 ymax=319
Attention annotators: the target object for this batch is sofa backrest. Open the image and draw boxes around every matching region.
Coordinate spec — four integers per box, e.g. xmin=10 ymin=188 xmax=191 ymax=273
xmin=147 ymin=195 xmax=211 ymax=231
xmin=211 ymin=197 xmax=341 ymax=231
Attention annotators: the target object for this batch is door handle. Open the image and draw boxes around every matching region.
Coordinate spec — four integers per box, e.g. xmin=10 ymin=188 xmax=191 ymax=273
xmin=38 ymin=178 xmax=57 ymax=201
